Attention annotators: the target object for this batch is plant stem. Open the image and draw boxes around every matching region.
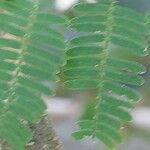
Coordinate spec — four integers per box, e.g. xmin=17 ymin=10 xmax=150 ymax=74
xmin=1 ymin=115 xmax=64 ymax=150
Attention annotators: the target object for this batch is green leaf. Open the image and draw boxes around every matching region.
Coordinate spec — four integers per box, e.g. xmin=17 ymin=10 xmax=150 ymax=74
xmin=114 ymin=6 xmax=145 ymax=24
xmin=32 ymin=25 xmax=64 ymax=40
xmin=65 ymin=56 xmax=101 ymax=68
xmin=64 ymin=2 xmax=147 ymax=149
xmin=99 ymin=104 xmax=132 ymax=122
xmin=0 ymin=60 xmax=16 ymax=71
xmin=100 ymin=93 xmax=134 ymax=109
xmin=10 ymin=96 xmax=47 ymax=123
xmin=64 ymin=79 xmax=99 ymax=89
xmin=98 ymin=113 xmax=121 ymax=129
xmin=70 ymin=34 xmax=105 ymax=46
xmin=102 ymin=81 xmax=141 ymax=101
xmin=23 ymin=54 xmax=60 ymax=73
xmin=107 ymin=58 xmax=146 ymax=74
xmin=113 ymin=16 xmax=147 ymax=34
xmin=0 ymin=39 xmax=21 ymax=49
xmin=73 ymin=3 xmax=109 ymax=14
xmin=71 ymin=15 xmax=106 ymax=24
xmin=0 ymin=113 xmax=32 ymax=150
xmin=0 ymin=81 xmax=9 ymax=95
xmin=78 ymin=120 xmax=93 ymax=129
xmin=64 ymin=67 xmax=99 ymax=79
xmin=95 ymin=131 xmax=115 ymax=148
xmin=18 ymin=76 xmax=54 ymax=96
xmin=105 ymin=69 xmax=145 ymax=85
xmin=36 ymin=13 xmax=67 ymax=24
xmin=0 ymin=13 xmax=27 ymax=26
xmin=30 ymin=32 xmax=65 ymax=49
xmin=0 ymin=0 xmax=65 ymax=149
xmin=70 ymin=22 xmax=105 ymax=32
xmin=66 ymin=46 xmax=103 ymax=58
xmin=0 ymin=22 xmax=25 ymax=36
xmin=72 ymin=129 xmax=93 ymax=139
xmin=111 ymin=25 xmax=146 ymax=45
xmin=110 ymin=34 xmax=147 ymax=56
xmin=27 ymin=45 xmax=64 ymax=66
xmin=21 ymin=65 xmax=58 ymax=81
xmin=96 ymin=123 xmax=122 ymax=143
xmin=0 ymin=70 xmax=12 ymax=82
xmin=0 ymin=48 xmax=18 ymax=60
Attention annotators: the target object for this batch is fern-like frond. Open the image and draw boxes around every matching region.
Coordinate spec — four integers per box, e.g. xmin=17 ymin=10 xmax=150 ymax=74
xmin=64 ymin=0 xmax=148 ymax=149
xmin=0 ymin=0 xmax=66 ymax=149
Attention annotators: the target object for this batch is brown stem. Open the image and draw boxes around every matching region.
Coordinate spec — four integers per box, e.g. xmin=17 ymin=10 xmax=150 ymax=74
xmin=1 ymin=115 xmax=63 ymax=150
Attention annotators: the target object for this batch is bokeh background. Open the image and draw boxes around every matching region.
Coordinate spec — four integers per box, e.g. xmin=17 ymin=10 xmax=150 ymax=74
xmin=44 ymin=0 xmax=150 ymax=150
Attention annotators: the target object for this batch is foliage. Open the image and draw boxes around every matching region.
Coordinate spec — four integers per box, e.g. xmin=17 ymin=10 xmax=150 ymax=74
xmin=0 ymin=0 xmax=66 ymax=149
xmin=64 ymin=0 xmax=149 ymax=149
xmin=0 ymin=0 xmax=149 ymax=150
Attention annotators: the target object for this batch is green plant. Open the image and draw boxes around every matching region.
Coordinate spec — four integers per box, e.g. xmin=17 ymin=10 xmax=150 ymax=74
xmin=0 ymin=0 xmax=66 ymax=149
xmin=64 ymin=0 xmax=149 ymax=149
xmin=0 ymin=0 xmax=149 ymax=150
